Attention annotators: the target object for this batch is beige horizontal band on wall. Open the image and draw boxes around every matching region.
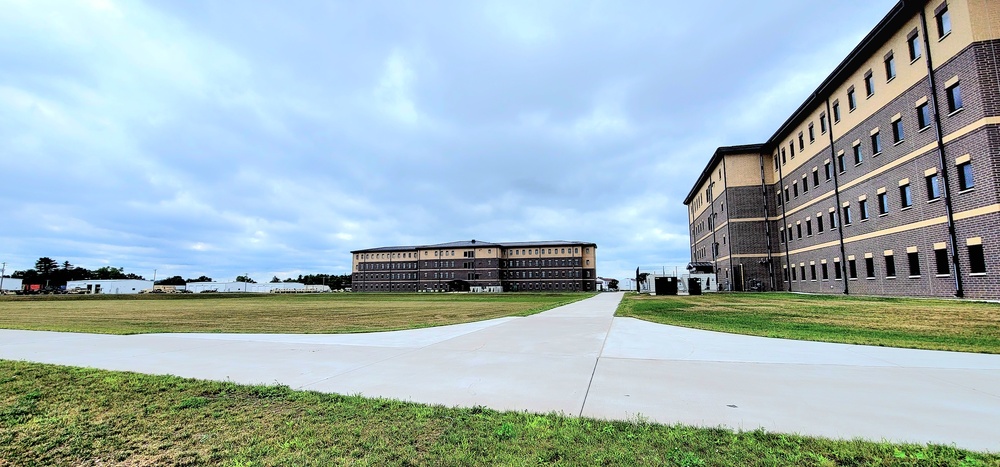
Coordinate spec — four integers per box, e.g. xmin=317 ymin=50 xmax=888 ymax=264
xmin=934 ymin=242 xmax=948 ymax=250
xmin=865 ymin=253 xmax=874 ymax=259
xmin=924 ymin=167 xmax=938 ymax=176
xmin=915 ymin=96 xmax=928 ymax=107
xmin=848 ymin=255 xmax=856 ymax=261
xmin=945 ymin=75 xmax=960 ymax=88
xmin=877 ymin=187 xmax=887 ymax=194
xmin=899 ymin=178 xmax=910 ymax=186
xmin=870 ymin=127 xmax=880 ymax=135
xmin=956 ymin=154 xmax=972 ymax=165
xmin=891 ymin=113 xmax=902 ymax=122
xmin=884 ymin=250 xmax=893 ymax=256
xmin=967 ymin=237 xmax=983 ymax=246
xmin=907 ymin=246 xmax=918 ymax=253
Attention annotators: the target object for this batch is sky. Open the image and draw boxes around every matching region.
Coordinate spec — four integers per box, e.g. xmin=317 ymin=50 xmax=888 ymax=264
xmin=0 ymin=0 xmax=899 ymax=283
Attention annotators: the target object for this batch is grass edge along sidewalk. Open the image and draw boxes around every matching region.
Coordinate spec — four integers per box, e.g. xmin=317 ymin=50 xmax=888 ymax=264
xmin=2 ymin=360 xmax=997 ymax=466
xmin=0 ymin=292 xmax=593 ymax=335
xmin=616 ymin=292 xmax=1000 ymax=354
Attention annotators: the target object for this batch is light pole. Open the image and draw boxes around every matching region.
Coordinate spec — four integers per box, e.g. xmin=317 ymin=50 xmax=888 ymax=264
xmin=0 ymin=262 xmax=6 ymax=293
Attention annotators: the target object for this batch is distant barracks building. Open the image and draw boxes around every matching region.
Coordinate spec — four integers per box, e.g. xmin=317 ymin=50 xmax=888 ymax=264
xmin=685 ymin=0 xmax=1000 ymax=299
xmin=351 ymin=240 xmax=598 ymax=292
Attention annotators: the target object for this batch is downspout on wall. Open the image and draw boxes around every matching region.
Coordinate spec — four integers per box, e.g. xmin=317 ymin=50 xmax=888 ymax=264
xmin=825 ymin=98 xmax=850 ymax=295
xmin=723 ymin=157 xmax=736 ymax=291
xmin=919 ymin=8 xmax=965 ymax=298
xmin=775 ymin=149 xmax=792 ymax=292
xmin=758 ymin=151 xmax=776 ymax=291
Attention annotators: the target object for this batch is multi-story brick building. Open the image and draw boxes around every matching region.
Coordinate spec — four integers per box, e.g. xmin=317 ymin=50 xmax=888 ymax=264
xmin=684 ymin=0 xmax=999 ymax=299
xmin=351 ymin=240 xmax=598 ymax=292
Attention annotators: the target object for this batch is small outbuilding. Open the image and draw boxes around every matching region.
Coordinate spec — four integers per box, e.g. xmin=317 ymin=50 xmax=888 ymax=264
xmin=65 ymin=279 xmax=153 ymax=295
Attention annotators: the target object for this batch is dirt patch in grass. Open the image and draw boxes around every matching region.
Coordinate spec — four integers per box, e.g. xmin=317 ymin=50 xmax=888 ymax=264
xmin=0 ymin=293 xmax=592 ymax=335
xmin=617 ymin=293 xmax=1000 ymax=353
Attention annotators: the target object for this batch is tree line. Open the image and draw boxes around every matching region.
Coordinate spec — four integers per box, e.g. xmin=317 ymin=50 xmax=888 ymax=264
xmin=7 ymin=257 xmax=351 ymax=290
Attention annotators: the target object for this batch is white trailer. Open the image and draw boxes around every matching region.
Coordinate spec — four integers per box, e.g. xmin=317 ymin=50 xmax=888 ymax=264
xmin=66 ymin=279 xmax=154 ymax=295
xmin=0 ymin=277 xmax=22 ymax=294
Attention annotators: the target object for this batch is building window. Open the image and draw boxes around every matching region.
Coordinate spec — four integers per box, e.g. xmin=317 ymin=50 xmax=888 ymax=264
xmin=829 ymin=210 xmax=837 ymax=228
xmin=908 ymin=30 xmax=921 ymax=61
xmin=853 ymin=143 xmax=863 ymax=165
xmin=793 ymin=182 xmax=799 ymax=198
xmin=958 ymin=161 xmax=974 ymax=190
xmin=885 ymin=254 xmax=896 ymax=278
xmin=791 ymin=266 xmax=797 ymax=281
xmin=812 ymin=169 xmax=820 ymax=187
xmin=969 ymin=242 xmax=986 ymax=274
xmin=843 ymin=205 xmax=853 ymax=225
xmin=864 ymin=70 xmax=875 ymax=96
xmin=789 ymin=141 xmax=795 ymax=159
xmin=784 ymin=187 xmax=790 ymax=202
xmin=780 ymin=228 xmax=786 ymax=244
xmin=835 ymin=259 xmax=843 ymax=279
xmin=833 ymin=100 xmax=841 ymax=123
xmin=849 ymin=259 xmax=858 ymax=279
xmin=847 ymin=87 xmax=857 ymax=111
xmin=878 ymin=192 xmax=889 ymax=215
xmin=884 ymin=51 xmax=896 ymax=81
xmin=802 ymin=175 xmax=809 ymax=193
xmin=917 ymin=102 xmax=931 ymax=129
xmin=798 ymin=132 xmax=805 ymax=151
xmin=796 ymin=223 xmax=802 ymax=239
xmin=809 ymin=123 xmax=815 ymax=142
xmin=806 ymin=219 xmax=813 ymax=236
xmin=865 ymin=256 xmax=876 ymax=279
xmin=935 ymin=247 xmax=950 ymax=275
xmin=892 ymin=119 xmax=905 ymax=143
xmin=824 ymin=161 xmax=832 ymax=181
xmin=859 ymin=199 xmax=869 ymax=220
xmin=817 ymin=215 xmax=824 ymax=233
xmin=936 ymin=3 xmax=951 ymax=38
xmin=781 ymin=148 xmax=787 ymax=165
xmin=800 ymin=265 xmax=806 ymax=281
xmin=900 ymin=182 xmax=912 ymax=208
xmin=810 ymin=264 xmax=817 ymax=281
xmin=908 ymin=251 xmax=921 ymax=277
xmin=926 ymin=172 xmax=941 ymax=199
xmin=946 ymin=82 xmax=963 ymax=113
xmin=871 ymin=130 xmax=882 ymax=155
xmin=821 ymin=263 xmax=829 ymax=280
xmin=837 ymin=153 xmax=846 ymax=173
xmin=820 ymin=113 xmax=828 ymax=133
xmin=777 ymin=191 xmax=783 ymax=207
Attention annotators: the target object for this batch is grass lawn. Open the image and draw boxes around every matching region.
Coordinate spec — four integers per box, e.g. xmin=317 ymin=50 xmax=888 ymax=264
xmin=0 ymin=293 xmax=591 ymax=335
xmin=617 ymin=292 xmax=1000 ymax=353
xmin=2 ymin=360 xmax=996 ymax=466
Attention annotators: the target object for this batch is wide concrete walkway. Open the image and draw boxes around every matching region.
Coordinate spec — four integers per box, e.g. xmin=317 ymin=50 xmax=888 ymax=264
xmin=2 ymin=292 xmax=998 ymax=452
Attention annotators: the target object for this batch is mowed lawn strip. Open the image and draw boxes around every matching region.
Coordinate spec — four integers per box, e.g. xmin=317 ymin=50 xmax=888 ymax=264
xmin=0 ymin=293 xmax=592 ymax=335
xmin=2 ymin=360 xmax=996 ymax=466
xmin=617 ymin=292 xmax=1000 ymax=354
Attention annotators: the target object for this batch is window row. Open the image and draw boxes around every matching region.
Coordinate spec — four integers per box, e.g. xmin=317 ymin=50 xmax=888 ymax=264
xmin=783 ymin=238 xmax=985 ymax=284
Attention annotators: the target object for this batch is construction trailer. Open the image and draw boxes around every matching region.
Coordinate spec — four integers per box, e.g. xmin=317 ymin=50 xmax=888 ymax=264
xmin=0 ymin=278 xmax=23 ymax=294
xmin=65 ymin=280 xmax=154 ymax=295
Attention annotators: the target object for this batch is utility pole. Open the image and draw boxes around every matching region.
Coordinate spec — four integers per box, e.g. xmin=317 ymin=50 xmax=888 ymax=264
xmin=1 ymin=262 xmax=6 ymax=293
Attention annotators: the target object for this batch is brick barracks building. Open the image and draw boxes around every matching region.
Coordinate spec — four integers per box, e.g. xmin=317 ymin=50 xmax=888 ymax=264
xmin=351 ymin=240 xmax=598 ymax=292
xmin=685 ymin=0 xmax=1000 ymax=299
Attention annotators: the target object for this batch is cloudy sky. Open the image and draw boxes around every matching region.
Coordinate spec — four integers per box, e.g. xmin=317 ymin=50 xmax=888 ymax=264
xmin=1 ymin=0 xmax=898 ymax=283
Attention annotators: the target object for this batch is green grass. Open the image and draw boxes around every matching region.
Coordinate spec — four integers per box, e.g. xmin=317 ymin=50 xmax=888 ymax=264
xmin=617 ymin=292 xmax=1000 ymax=353
xmin=1 ymin=360 xmax=996 ymax=466
xmin=0 ymin=292 xmax=592 ymax=335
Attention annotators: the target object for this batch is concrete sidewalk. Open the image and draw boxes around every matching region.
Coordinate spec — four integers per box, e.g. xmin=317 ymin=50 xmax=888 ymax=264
xmin=1 ymin=292 xmax=998 ymax=452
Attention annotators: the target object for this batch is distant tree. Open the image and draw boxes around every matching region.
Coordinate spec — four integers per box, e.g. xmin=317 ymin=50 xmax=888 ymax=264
xmin=186 ymin=275 xmax=213 ymax=283
xmin=62 ymin=261 xmax=73 ymax=270
xmin=92 ymin=266 xmax=127 ymax=280
xmin=35 ymin=257 xmax=58 ymax=276
xmin=270 ymin=276 xmax=282 ymax=283
xmin=155 ymin=276 xmax=186 ymax=286
xmin=608 ymin=279 xmax=619 ymax=291
xmin=235 ymin=275 xmax=256 ymax=283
